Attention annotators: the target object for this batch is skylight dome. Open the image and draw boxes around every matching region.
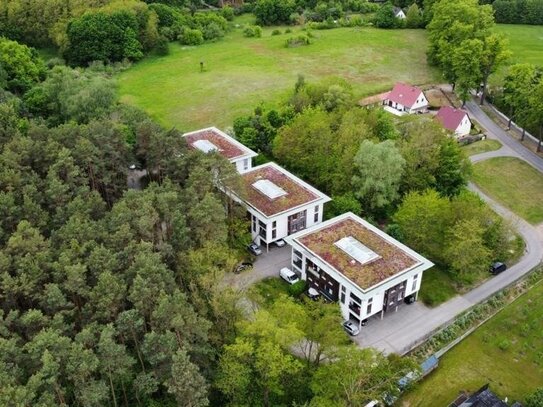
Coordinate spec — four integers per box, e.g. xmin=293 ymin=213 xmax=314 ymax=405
xmin=335 ymin=236 xmax=380 ymax=265
xmin=252 ymin=179 xmax=287 ymax=200
xmin=193 ymin=139 xmax=219 ymax=153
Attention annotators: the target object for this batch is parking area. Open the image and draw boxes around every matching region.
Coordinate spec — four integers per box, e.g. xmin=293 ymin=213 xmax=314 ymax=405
xmin=222 ymin=245 xmax=291 ymax=291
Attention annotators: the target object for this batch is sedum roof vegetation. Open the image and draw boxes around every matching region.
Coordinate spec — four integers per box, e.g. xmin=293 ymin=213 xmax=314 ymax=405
xmin=241 ymin=165 xmax=319 ymax=217
xmin=185 ymin=129 xmax=245 ymax=159
xmin=298 ymin=218 xmax=419 ymax=290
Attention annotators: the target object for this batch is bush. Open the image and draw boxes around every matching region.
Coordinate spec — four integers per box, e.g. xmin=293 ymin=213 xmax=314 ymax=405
xmin=254 ymin=0 xmax=296 ymax=25
xmin=271 ymin=29 xmax=282 ymax=35
xmin=155 ymin=35 xmax=169 ymax=55
xmin=285 ymin=28 xmax=292 ymax=33
xmin=243 ymin=25 xmax=262 ymax=38
xmin=288 ymin=280 xmax=307 ymax=297
xmin=202 ymin=22 xmax=224 ymax=41
xmin=285 ymin=34 xmax=311 ymax=47
xmin=179 ymin=28 xmax=204 ymax=45
xmin=221 ymin=6 xmax=235 ymax=21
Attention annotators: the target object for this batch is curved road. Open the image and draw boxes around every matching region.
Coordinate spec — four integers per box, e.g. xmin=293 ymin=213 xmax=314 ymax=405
xmin=355 ymin=101 xmax=543 ymax=355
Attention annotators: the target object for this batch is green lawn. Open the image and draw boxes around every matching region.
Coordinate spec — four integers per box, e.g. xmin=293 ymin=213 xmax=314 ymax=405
xmin=401 ymin=281 xmax=543 ymax=406
xmin=495 ymin=24 xmax=543 ymax=67
xmin=117 ymin=22 xmax=440 ymax=130
xmin=461 ymin=139 xmax=502 ymax=156
xmin=418 ymin=267 xmax=458 ymax=307
xmin=248 ymin=277 xmax=292 ymax=307
xmin=472 ymin=157 xmax=543 ymax=224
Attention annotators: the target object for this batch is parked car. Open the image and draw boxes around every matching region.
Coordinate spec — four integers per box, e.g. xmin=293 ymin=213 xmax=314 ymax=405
xmin=234 ymin=261 xmax=253 ymax=274
xmin=307 ymin=287 xmax=321 ymax=300
xmin=274 ymin=239 xmax=286 ymax=247
xmin=279 ymin=267 xmax=299 ymax=284
xmin=404 ymin=294 xmax=416 ymax=304
xmin=489 ymin=262 xmax=507 ymax=275
xmin=247 ymin=243 xmax=262 ymax=256
xmin=342 ymin=320 xmax=360 ymax=336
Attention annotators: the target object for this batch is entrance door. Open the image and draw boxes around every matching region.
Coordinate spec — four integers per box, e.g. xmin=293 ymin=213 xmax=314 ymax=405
xmin=383 ymin=280 xmax=406 ymax=312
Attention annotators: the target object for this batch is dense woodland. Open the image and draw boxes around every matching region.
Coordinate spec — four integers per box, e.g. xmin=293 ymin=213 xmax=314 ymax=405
xmin=0 ymin=0 xmax=540 ymax=405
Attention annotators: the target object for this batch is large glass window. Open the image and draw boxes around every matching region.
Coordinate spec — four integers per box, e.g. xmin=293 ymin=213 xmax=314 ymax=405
xmin=314 ymin=205 xmax=319 ymax=223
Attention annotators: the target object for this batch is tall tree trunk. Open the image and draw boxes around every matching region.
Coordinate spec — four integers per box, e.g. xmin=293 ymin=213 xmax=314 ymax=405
xmin=263 ymin=387 xmax=270 ymax=407
xmin=108 ymin=372 xmax=118 ymax=407
xmin=452 ymin=82 xmax=456 ymax=91
xmin=521 ymin=128 xmax=526 ymax=141
xmin=479 ymin=76 xmax=488 ymax=105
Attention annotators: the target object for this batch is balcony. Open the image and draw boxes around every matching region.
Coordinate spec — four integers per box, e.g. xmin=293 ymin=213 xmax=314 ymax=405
xmin=348 ymin=302 xmax=361 ymax=315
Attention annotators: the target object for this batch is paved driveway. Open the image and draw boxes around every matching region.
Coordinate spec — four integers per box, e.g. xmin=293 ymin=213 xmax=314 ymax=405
xmin=223 ymin=245 xmax=291 ymax=291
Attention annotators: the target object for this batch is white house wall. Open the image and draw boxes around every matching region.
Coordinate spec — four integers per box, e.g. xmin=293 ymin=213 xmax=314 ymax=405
xmin=409 ymin=93 xmax=429 ymax=111
xmin=249 ymin=202 xmax=324 ymax=245
xmin=455 ymin=116 xmax=472 ymax=137
xmin=233 ymin=157 xmax=252 ymax=173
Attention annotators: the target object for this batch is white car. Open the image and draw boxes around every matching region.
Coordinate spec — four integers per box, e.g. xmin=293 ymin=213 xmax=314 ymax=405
xmin=342 ymin=320 xmax=360 ymax=336
xmin=274 ymin=239 xmax=286 ymax=247
xmin=279 ymin=267 xmax=300 ymax=285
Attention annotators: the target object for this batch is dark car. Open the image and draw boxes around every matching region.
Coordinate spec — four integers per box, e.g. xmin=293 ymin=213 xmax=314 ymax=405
xmin=490 ymin=262 xmax=507 ymax=275
xmin=234 ymin=261 xmax=253 ymax=274
xmin=247 ymin=243 xmax=263 ymax=256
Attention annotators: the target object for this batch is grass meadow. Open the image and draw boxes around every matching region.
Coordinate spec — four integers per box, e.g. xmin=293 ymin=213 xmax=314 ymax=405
xmin=117 ymin=19 xmax=440 ymax=130
xmin=401 ymin=280 xmax=543 ymax=406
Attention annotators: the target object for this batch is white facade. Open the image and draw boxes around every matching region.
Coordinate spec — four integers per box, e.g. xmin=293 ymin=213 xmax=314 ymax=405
xmin=249 ymin=201 xmax=325 ymax=246
xmin=285 ymin=213 xmax=434 ymax=326
xmin=454 ymin=114 xmax=472 ymax=137
xmin=183 ymin=127 xmax=258 ymax=174
xmin=394 ymin=9 xmax=406 ymax=19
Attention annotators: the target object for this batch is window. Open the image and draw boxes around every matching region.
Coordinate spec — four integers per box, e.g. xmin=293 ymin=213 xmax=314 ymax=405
xmin=288 ymin=210 xmax=306 ymax=234
xmin=252 ymin=215 xmax=256 ymax=232
xmin=271 ymin=221 xmax=277 ymax=240
xmin=412 ymin=274 xmax=418 ymax=292
xmin=366 ymin=297 xmax=373 ymax=315
xmin=350 ymin=292 xmax=362 ymax=305
xmin=314 ymin=205 xmax=319 ymax=223
xmin=243 ymin=158 xmax=249 ymax=171
xmin=259 ymin=220 xmax=267 ymax=239
xmin=340 ymin=286 xmax=346 ymax=304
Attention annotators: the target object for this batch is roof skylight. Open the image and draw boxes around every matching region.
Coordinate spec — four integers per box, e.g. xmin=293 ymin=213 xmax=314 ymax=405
xmin=193 ymin=139 xmax=219 ymax=153
xmin=334 ymin=236 xmax=381 ymax=265
xmin=252 ymin=179 xmax=287 ymax=200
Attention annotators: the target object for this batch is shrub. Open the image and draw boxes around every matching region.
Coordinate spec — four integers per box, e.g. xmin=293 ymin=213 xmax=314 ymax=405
xmin=288 ymin=280 xmax=307 ymax=297
xmin=179 ymin=28 xmax=204 ymax=45
xmin=243 ymin=25 xmax=262 ymax=38
xmin=221 ymin=6 xmax=235 ymax=21
xmin=202 ymin=22 xmax=225 ymax=41
xmin=271 ymin=29 xmax=282 ymax=35
xmin=254 ymin=0 xmax=296 ymax=25
xmin=285 ymin=35 xmax=311 ymax=47
xmin=497 ymin=338 xmax=510 ymax=351
xmin=155 ymin=35 xmax=169 ymax=55
xmin=285 ymin=28 xmax=292 ymax=33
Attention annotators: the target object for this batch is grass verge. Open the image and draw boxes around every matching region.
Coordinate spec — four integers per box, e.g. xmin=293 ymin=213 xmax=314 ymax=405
xmin=472 ymin=157 xmax=543 ymax=224
xmin=461 ymin=139 xmax=502 ymax=156
xmin=418 ymin=267 xmax=457 ymax=307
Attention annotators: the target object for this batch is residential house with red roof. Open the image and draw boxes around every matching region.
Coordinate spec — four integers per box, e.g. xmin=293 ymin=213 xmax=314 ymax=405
xmin=229 ymin=162 xmax=331 ymax=248
xmin=285 ymin=212 xmax=433 ymax=326
xmin=436 ymin=106 xmax=472 ymax=137
xmin=183 ymin=127 xmax=258 ymax=173
xmin=383 ymin=82 xmax=429 ymax=115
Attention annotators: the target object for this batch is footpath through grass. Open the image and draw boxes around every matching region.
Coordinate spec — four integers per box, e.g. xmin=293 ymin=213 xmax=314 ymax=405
xmin=118 ymin=21 xmax=439 ymax=130
xmin=472 ymin=157 xmax=543 ymax=224
xmin=402 ymin=280 xmax=543 ymax=406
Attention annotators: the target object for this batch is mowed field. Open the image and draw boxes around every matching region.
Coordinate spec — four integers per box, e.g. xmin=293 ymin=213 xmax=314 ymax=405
xmin=401 ymin=280 xmax=543 ymax=406
xmin=472 ymin=157 xmax=543 ymax=225
xmin=117 ymin=21 xmax=440 ymax=130
xmin=496 ymin=24 xmax=543 ymax=66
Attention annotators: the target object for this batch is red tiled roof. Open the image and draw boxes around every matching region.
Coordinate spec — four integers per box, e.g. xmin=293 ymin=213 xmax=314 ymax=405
xmin=185 ymin=129 xmax=245 ymax=159
xmin=436 ymin=106 xmax=468 ymax=131
xmin=387 ymin=82 xmax=424 ymax=108
xmin=241 ymin=164 xmax=320 ymax=217
xmin=298 ymin=218 xmax=419 ymax=290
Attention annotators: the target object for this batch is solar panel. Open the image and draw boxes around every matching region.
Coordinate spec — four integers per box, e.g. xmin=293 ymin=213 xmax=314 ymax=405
xmin=252 ymin=179 xmax=287 ymax=200
xmin=193 ymin=139 xmax=219 ymax=153
xmin=334 ymin=236 xmax=380 ymax=265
